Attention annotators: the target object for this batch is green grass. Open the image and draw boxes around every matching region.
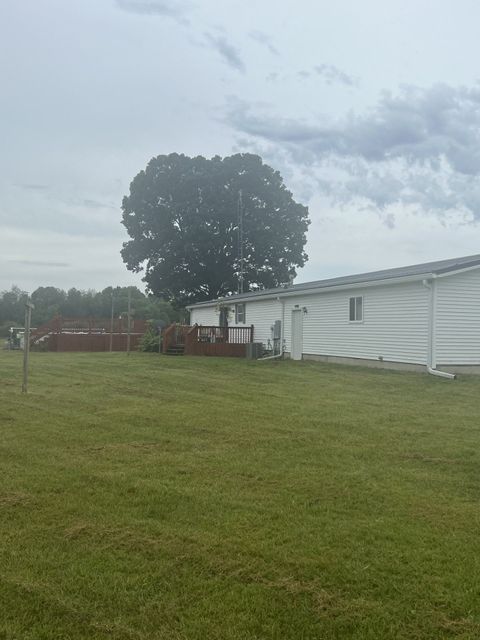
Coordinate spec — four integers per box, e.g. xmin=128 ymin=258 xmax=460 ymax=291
xmin=1 ymin=351 xmax=480 ymax=639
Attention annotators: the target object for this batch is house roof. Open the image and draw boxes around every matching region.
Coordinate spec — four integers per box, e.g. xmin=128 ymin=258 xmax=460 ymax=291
xmin=188 ymin=254 xmax=480 ymax=308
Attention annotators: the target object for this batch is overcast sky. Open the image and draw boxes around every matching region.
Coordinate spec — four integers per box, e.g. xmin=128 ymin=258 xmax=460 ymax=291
xmin=2 ymin=0 xmax=480 ymax=294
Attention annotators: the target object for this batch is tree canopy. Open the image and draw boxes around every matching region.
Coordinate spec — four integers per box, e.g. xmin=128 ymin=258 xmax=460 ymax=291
xmin=121 ymin=153 xmax=310 ymax=306
xmin=0 ymin=285 xmax=179 ymax=336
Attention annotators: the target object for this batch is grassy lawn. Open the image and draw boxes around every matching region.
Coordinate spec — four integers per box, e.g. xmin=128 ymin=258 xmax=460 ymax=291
xmin=1 ymin=351 xmax=480 ymax=639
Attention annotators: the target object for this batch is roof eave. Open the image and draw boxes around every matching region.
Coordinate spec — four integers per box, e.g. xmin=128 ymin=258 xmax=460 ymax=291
xmin=187 ymin=272 xmax=436 ymax=309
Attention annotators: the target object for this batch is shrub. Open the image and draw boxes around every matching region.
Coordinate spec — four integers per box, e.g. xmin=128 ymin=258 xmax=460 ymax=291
xmin=138 ymin=324 xmax=162 ymax=352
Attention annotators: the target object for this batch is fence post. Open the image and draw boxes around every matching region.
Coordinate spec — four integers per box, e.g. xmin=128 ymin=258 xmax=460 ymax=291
xmin=109 ymin=292 xmax=114 ymax=352
xmin=22 ymin=301 xmax=35 ymax=393
xmin=127 ymin=289 xmax=131 ymax=355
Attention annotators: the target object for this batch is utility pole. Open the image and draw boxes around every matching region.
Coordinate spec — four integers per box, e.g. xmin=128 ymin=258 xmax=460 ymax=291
xmin=237 ymin=189 xmax=244 ymax=295
xmin=127 ymin=289 xmax=131 ymax=355
xmin=109 ymin=290 xmax=114 ymax=352
xmin=22 ymin=301 xmax=35 ymax=393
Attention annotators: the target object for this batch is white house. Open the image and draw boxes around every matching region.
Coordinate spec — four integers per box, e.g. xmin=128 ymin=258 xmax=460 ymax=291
xmin=187 ymin=254 xmax=480 ymax=375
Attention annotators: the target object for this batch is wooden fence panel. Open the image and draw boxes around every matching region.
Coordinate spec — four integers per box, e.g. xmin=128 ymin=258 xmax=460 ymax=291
xmin=48 ymin=334 xmax=143 ymax=352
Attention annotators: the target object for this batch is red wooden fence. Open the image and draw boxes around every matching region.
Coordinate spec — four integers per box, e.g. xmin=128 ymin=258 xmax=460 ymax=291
xmin=48 ymin=333 xmax=143 ymax=352
xmin=30 ymin=315 xmax=147 ymax=352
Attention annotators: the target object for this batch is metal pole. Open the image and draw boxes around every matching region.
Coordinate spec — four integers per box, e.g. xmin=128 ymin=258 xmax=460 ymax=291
xmin=109 ymin=291 xmax=114 ymax=352
xmin=237 ymin=189 xmax=244 ymax=295
xmin=22 ymin=301 xmax=34 ymax=393
xmin=127 ymin=289 xmax=131 ymax=355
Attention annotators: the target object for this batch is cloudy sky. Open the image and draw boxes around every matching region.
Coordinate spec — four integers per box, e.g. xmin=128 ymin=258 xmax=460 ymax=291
xmin=2 ymin=0 xmax=480 ymax=294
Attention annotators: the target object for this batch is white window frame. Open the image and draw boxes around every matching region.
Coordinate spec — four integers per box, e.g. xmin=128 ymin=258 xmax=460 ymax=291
xmin=349 ymin=296 xmax=363 ymax=323
xmin=235 ymin=302 xmax=246 ymax=324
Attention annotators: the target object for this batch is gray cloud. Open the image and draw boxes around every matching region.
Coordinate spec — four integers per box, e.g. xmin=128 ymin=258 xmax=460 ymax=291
xmin=83 ymin=198 xmax=116 ymax=210
xmin=227 ymin=85 xmax=480 ymax=173
xmin=266 ymin=72 xmax=279 ymax=83
xmin=226 ymin=96 xmax=322 ymax=148
xmin=225 ymin=84 xmax=480 ymax=218
xmin=205 ymin=33 xmax=245 ymax=73
xmin=16 ymin=183 xmax=49 ymax=191
xmin=249 ymin=30 xmax=279 ymax=56
xmin=314 ymin=64 xmax=356 ymax=87
xmin=115 ymin=0 xmax=192 ymax=23
xmin=8 ymin=260 xmax=70 ymax=268
xmin=0 ymin=186 xmax=121 ymax=238
xmin=334 ymin=165 xmax=480 ymax=219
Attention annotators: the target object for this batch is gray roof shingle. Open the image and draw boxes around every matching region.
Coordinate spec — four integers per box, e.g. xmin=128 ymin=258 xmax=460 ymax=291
xmin=189 ymin=254 xmax=480 ymax=308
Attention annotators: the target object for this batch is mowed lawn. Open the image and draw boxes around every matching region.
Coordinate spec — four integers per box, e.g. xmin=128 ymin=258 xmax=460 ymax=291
xmin=1 ymin=352 xmax=480 ymax=639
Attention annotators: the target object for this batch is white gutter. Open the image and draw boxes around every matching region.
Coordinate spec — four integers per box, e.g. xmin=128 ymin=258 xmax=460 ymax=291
xmin=435 ymin=263 xmax=480 ymax=278
xmin=422 ymin=278 xmax=456 ymax=380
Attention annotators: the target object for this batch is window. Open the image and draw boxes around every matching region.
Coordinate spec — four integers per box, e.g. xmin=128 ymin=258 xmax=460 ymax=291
xmin=235 ymin=303 xmax=246 ymax=324
xmin=349 ymin=296 xmax=363 ymax=322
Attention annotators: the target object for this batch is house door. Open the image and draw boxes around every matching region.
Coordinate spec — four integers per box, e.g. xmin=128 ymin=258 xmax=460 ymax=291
xmin=219 ymin=307 xmax=229 ymax=327
xmin=291 ymin=309 xmax=303 ymax=360
xmin=219 ymin=307 xmax=229 ymax=341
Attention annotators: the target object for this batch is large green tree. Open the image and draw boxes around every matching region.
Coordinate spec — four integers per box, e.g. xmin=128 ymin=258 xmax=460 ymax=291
xmin=121 ymin=153 xmax=310 ymax=306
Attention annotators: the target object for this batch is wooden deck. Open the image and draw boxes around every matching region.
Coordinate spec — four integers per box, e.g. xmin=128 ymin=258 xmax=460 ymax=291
xmin=163 ymin=324 xmax=254 ymax=357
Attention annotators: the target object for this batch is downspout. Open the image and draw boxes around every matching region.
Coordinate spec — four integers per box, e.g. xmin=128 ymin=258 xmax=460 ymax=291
xmin=422 ymin=278 xmax=456 ymax=380
xmin=256 ymin=296 xmax=285 ymax=361
xmin=257 ymin=352 xmax=283 ymax=361
xmin=280 ymin=296 xmax=285 ymax=356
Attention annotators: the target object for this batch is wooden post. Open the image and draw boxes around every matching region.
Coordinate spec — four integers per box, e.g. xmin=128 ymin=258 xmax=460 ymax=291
xmin=109 ymin=291 xmax=114 ymax=352
xmin=22 ymin=301 xmax=35 ymax=393
xmin=250 ymin=324 xmax=254 ymax=343
xmin=127 ymin=289 xmax=131 ymax=355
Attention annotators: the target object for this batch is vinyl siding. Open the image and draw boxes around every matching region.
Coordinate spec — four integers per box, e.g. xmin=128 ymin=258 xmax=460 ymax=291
xmin=435 ymin=269 xmax=480 ymax=365
xmin=281 ymin=281 xmax=429 ymax=365
xmin=240 ymin=299 xmax=281 ymax=345
xmin=190 ymin=280 xmax=430 ymax=364
xmin=189 ymin=306 xmax=219 ymax=326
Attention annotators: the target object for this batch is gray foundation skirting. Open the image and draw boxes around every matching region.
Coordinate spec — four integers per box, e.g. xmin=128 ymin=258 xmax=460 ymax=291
xmin=286 ymin=353 xmax=480 ymax=375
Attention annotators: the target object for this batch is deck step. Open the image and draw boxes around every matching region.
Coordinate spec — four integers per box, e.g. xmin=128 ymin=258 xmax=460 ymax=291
xmin=165 ymin=345 xmax=185 ymax=356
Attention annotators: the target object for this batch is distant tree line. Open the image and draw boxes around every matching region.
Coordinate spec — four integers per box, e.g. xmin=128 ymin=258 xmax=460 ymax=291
xmin=0 ymin=285 xmax=180 ymax=336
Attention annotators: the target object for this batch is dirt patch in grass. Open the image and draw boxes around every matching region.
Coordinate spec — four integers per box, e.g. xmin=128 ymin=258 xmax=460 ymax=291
xmin=400 ymin=452 xmax=460 ymax=464
xmin=0 ymin=492 xmax=32 ymax=507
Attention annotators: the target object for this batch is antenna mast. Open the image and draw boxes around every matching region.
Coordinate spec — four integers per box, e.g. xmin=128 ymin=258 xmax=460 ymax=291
xmin=237 ymin=189 xmax=244 ymax=294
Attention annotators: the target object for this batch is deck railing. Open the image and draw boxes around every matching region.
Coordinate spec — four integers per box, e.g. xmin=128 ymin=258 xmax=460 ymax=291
xmin=185 ymin=324 xmax=253 ymax=357
xmin=194 ymin=325 xmax=254 ymax=344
